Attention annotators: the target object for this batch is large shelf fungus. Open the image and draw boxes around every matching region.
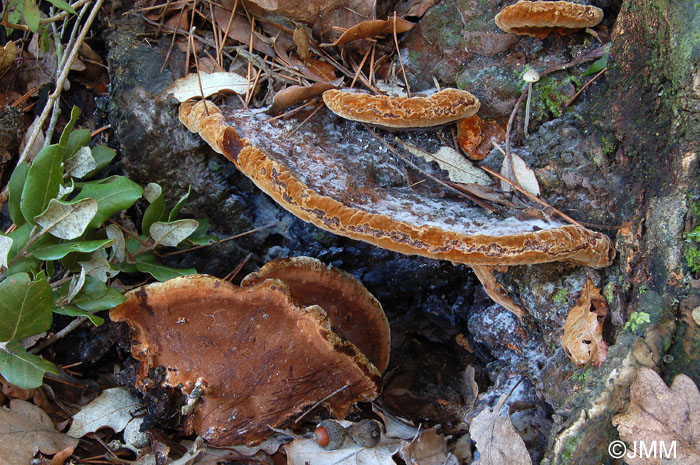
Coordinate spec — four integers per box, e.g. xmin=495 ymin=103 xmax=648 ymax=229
xmin=495 ymin=1 xmax=604 ymax=39
xmin=110 ymin=272 xmax=386 ymax=446
xmin=179 ymin=99 xmax=614 ymax=270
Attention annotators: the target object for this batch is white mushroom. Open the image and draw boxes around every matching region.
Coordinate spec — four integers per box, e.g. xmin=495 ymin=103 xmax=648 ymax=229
xmin=523 ymin=69 xmax=540 ymax=137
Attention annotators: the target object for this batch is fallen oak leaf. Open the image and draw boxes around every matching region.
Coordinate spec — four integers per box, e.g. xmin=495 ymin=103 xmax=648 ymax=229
xmin=0 ymin=399 xmax=78 ymax=464
xmin=470 ymin=392 xmax=532 ymax=465
xmin=67 ymin=387 xmax=141 ymax=438
xmin=399 ymin=427 xmax=459 ymax=465
xmin=398 ymin=140 xmax=492 ymax=186
xmin=267 ymin=82 xmax=335 ymax=116
xmin=500 ymin=152 xmax=540 ymax=196
xmin=561 ymin=279 xmax=608 ymax=367
xmin=164 ymin=72 xmax=250 ymax=102
xmin=325 ymin=17 xmax=415 ymax=47
xmin=612 ymin=367 xmax=700 ymax=465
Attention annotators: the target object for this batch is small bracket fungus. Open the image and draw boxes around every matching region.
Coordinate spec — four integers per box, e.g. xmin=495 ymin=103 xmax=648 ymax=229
xmin=110 ymin=275 xmax=384 ymax=446
xmin=495 ymin=1 xmax=604 ymax=39
xmin=321 ymin=88 xmax=480 ymax=129
xmin=241 ymin=256 xmax=391 ymax=374
xmin=522 ymin=68 xmax=540 ymax=137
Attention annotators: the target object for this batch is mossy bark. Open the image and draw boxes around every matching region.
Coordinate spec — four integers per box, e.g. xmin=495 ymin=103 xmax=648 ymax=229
xmin=542 ymin=1 xmax=700 ymax=464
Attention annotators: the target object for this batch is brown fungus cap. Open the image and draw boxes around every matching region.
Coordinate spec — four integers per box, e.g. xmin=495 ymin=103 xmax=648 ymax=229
xmin=322 ymin=88 xmax=480 ymax=129
xmin=241 ymin=257 xmax=390 ymax=373
xmin=495 ymin=1 xmax=604 ymax=39
xmin=179 ymin=100 xmax=614 ymax=269
xmin=110 ymin=275 xmax=381 ymax=446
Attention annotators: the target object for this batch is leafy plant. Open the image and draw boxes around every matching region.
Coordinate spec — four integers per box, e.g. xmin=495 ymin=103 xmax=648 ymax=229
xmin=3 ymin=0 xmax=77 ymax=34
xmin=624 ymin=311 xmax=651 ymax=332
xmin=0 ymin=106 xmax=209 ymax=389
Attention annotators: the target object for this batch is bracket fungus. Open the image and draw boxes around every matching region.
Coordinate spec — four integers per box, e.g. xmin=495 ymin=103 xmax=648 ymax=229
xmin=110 ymin=273 xmax=385 ymax=446
xmin=321 ymin=88 xmax=481 ymax=129
xmin=241 ymin=256 xmax=390 ymax=373
xmin=495 ymin=1 xmax=604 ymax=39
xmin=179 ymin=99 xmax=614 ymax=269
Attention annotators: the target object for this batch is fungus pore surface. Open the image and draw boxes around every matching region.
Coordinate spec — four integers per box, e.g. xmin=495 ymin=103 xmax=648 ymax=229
xmin=495 ymin=1 xmax=604 ymax=39
xmin=179 ymin=100 xmax=614 ymax=268
xmin=110 ymin=275 xmax=381 ymax=446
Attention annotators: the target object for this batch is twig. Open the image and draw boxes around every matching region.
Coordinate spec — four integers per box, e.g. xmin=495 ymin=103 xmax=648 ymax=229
xmin=161 ymin=222 xmax=278 ymax=257
xmin=223 ymin=252 xmax=252 ymax=282
xmin=481 ymin=155 xmax=583 ymax=228
xmin=0 ymin=0 xmax=104 ymax=208
xmin=30 ymin=317 xmax=88 ymax=354
xmin=350 ymin=45 xmax=372 ymax=89
xmin=286 ymin=103 xmax=324 ymax=136
xmin=367 ymin=127 xmax=496 ymax=211
xmin=565 ymin=67 xmax=607 ymax=107
xmin=393 ymin=12 xmax=411 ymax=97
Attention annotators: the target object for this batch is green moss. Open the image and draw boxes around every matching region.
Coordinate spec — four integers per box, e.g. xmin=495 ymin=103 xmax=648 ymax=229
xmin=624 ymin=311 xmax=651 ymax=332
xmin=535 ymin=75 xmax=581 ymax=118
xmin=600 ymin=134 xmax=617 ymax=156
xmin=560 ymin=434 xmax=583 ymax=463
xmin=602 ymin=282 xmax=616 ymax=305
xmin=685 ymin=245 xmax=700 ymax=273
xmin=553 ymin=288 xmax=568 ymax=304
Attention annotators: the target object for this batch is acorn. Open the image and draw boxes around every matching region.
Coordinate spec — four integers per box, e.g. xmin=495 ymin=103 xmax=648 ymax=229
xmin=347 ymin=419 xmax=382 ymax=448
xmin=314 ymin=419 xmax=347 ymax=450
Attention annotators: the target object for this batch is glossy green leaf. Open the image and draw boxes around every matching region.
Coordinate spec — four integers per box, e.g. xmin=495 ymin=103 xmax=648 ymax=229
xmin=185 ymin=218 xmax=217 ymax=245
xmin=53 ymin=306 xmax=104 ymax=326
xmin=32 ymin=239 xmax=113 ymax=260
xmin=64 ymin=128 xmax=91 ymax=160
xmin=46 ymin=0 xmax=77 ymax=14
xmin=22 ymin=0 xmax=40 ymax=32
xmin=134 ymin=254 xmax=196 ymax=281
xmin=142 ymin=183 xmax=166 ymax=235
xmin=73 ymin=287 xmax=125 ymax=312
xmin=0 ymin=341 xmax=59 ymax=389
xmin=59 ymin=106 xmax=81 ymax=147
xmin=168 ymin=185 xmax=192 ymax=221
xmin=5 ymin=0 xmax=23 ymax=35
xmin=0 ymin=272 xmax=53 ymax=342
xmin=8 ymin=161 xmax=29 ymax=226
xmin=73 ymin=176 xmax=143 ymax=228
xmin=84 ymin=145 xmax=117 ymax=178
xmin=20 ymin=144 xmax=64 ymax=225
xmin=582 ymin=53 xmax=608 ymax=77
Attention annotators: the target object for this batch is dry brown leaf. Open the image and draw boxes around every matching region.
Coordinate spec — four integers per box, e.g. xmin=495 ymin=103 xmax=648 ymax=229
xmin=0 ymin=41 xmax=17 ymax=73
xmin=398 ymin=0 xmax=441 ymax=18
xmin=267 ymin=82 xmax=335 ymax=115
xmin=470 ymin=393 xmax=532 ymax=465
xmin=293 ymin=26 xmax=311 ymax=62
xmin=327 ymin=17 xmax=415 ymax=47
xmin=212 ymin=6 xmax=276 ymax=57
xmin=0 ymin=399 xmax=79 ymax=464
xmin=500 ymin=153 xmax=540 ymax=196
xmin=399 ymin=427 xmax=458 ymax=465
xmin=48 ymin=445 xmax=76 ymax=465
xmin=471 ymin=265 xmax=525 ymax=319
xmin=67 ymin=387 xmax=141 ymax=438
xmin=314 ymin=0 xmax=376 ymax=44
xmin=456 ymin=115 xmax=484 ymax=160
xmin=613 ymin=368 xmax=700 ymax=465
xmin=561 ymin=279 xmax=608 ymax=367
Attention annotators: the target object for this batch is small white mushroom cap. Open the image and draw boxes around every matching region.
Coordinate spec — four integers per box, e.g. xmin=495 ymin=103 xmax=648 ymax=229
xmin=523 ymin=69 xmax=540 ymax=82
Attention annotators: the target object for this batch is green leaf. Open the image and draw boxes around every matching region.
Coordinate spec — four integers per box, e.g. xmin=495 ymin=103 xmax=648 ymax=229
xmin=582 ymin=53 xmax=608 ymax=77
xmin=149 ymin=219 xmax=199 ymax=247
xmin=59 ymin=106 xmax=81 ymax=147
xmin=0 ymin=272 xmax=53 ymax=342
xmin=32 ymin=239 xmax=113 ymax=260
xmin=8 ymin=161 xmax=29 ymax=226
xmin=169 ymin=185 xmax=192 ymax=221
xmin=73 ymin=176 xmax=143 ymax=228
xmin=78 ymin=252 xmax=117 ymax=282
xmin=185 ymin=218 xmax=216 ymax=245
xmin=45 ymin=0 xmax=77 ymax=14
xmin=142 ymin=183 xmax=167 ymax=235
xmin=35 ymin=198 xmax=98 ymax=240
xmin=22 ymin=0 xmax=40 ymax=32
xmin=0 ymin=341 xmax=59 ymax=389
xmin=134 ymin=254 xmax=196 ymax=281
xmin=64 ymin=128 xmax=91 ymax=161
xmin=5 ymin=0 xmax=23 ymax=35
xmin=20 ymin=144 xmax=64 ymax=225
xmin=53 ymin=306 xmax=104 ymax=326
xmin=84 ymin=145 xmax=117 ymax=178
xmin=73 ymin=287 xmax=125 ymax=312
